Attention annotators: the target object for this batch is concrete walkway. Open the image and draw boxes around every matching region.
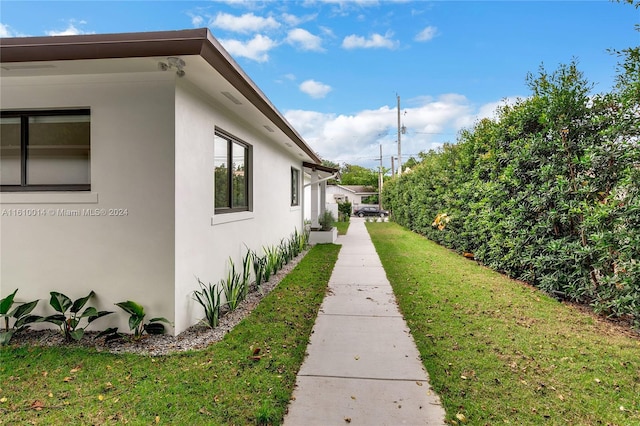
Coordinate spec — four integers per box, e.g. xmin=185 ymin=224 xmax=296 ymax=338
xmin=283 ymin=218 xmax=446 ymax=425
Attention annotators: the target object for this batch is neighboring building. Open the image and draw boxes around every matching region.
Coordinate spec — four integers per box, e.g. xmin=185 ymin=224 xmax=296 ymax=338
xmin=0 ymin=29 xmax=335 ymax=335
xmin=326 ymin=184 xmax=378 ymax=210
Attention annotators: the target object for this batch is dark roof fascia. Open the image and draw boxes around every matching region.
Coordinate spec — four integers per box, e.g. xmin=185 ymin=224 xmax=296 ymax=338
xmin=0 ymin=29 xmax=321 ymax=164
xmin=303 ymin=161 xmax=339 ymax=174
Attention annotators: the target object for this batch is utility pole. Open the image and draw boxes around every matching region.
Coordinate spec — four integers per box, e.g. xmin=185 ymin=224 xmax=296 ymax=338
xmin=397 ymin=94 xmax=402 ymax=175
xmin=391 ymin=156 xmax=395 ymax=176
xmin=378 ymin=144 xmax=383 ymax=209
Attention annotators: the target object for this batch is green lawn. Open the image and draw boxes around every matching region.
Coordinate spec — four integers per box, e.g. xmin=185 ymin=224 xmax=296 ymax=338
xmin=0 ymin=244 xmax=340 ymax=426
xmin=335 ymin=220 xmax=349 ymax=235
xmin=367 ymin=222 xmax=640 ymax=426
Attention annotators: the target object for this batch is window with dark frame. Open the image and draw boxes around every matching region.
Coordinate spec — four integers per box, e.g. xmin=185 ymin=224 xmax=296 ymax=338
xmin=291 ymin=167 xmax=300 ymax=206
xmin=0 ymin=109 xmax=91 ymax=192
xmin=214 ymin=128 xmax=251 ymax=213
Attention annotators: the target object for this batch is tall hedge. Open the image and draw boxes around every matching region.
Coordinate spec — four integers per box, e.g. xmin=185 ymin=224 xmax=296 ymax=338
xmin=382 ymin=57 xmax=640 ymax=325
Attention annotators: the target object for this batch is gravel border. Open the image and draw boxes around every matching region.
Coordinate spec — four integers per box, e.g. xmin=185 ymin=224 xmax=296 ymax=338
xmin=7 ymin=250 xmax=308 ymax=357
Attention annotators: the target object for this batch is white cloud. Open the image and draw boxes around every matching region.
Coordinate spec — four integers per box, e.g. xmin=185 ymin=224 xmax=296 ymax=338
xmin=0 ymin=23 xmax=21 ymax=37
xmin=342 ymin=32 xmax=398 ymax=49
xmin=281 ymin=12 xmax=317 ymax=26
xmin=285 ymin=95 xmax=518 ymax=168
xmin=191 ymin=15 xmax=205 ymax=27
xmin=286 ymin=28 xmax=324 ymax=52
xmin=46 ymin=21 xmax=90 ymax=36
xmin=300 ymin=79 xmax=332 ymax=98
xmin=219 ymin=34 xmax=277 ymax=62
xmin=211 ymin=12 xmax=280 ymax=34
xmin=415 ymin=25 xmax=437 ymax=42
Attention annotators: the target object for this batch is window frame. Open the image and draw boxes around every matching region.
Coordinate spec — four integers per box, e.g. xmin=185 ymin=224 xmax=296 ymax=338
xmin=0 ymin=108 xmax=91 ymax=192
xmin=214 ymin=127 xmax=252 ymax=214
xmin=291 ymin=167 xmax=300 ymax=207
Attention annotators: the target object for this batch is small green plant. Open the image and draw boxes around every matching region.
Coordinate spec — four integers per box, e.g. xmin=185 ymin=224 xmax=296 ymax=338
xmin=338 ymin=201 xmax=352 ymax=222
xmin=222 ymin=258 xmax=247 ymax=311
xmin=280 ymin=238 xmax=293 ymax=265
xmin=43 ymin=291 xmax=112 ymax=342
xmin=298 ymin=227 xmax=310 ymax=252
xmin=251 ymin=250 xmax=268 ymax=290
xmin=0 ymin=289 xmax=43 ymax=345
xmin=318 ymin=210 xmax=335 ymax=231
xmin=241 ymin=250 xmax=252 ymax=298
xmin=193 ymin=278 xmax=223 ymax=328
xmin=115 ymin=300 xmax=171 ymax=339
xmin=264 ymin=245 xmax=281 ymax=277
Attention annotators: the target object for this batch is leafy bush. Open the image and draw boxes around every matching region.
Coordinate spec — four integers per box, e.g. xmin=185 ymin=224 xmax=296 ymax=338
xmin=193 ymin=278 xmax=223 ymax=328
xmin=382 ymin=57 xmax=640 ymax=326
xmin=222 ymin=258 xmax=247 ymax=312
xmin=0 ymin=289 xmax=43 ymax=345
xmin=43 ymin=291 xmax=111 ymax=341
xmin=251 ymin=250 xmax=268 ymax=290
xmin=114 ymin=300 xmax=171 ymax=339
xmin=318 ymin=210 xmax=335 ymax=231
xmin=337 ymin=201 xmax=352 ymax=222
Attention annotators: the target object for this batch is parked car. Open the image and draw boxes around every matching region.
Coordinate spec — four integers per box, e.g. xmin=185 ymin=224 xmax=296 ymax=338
xmin=353 ymin=206 xmax=389 ymax=217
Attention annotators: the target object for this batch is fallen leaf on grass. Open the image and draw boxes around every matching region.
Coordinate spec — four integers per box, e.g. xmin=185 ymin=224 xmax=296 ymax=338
xmin=70 ymin=365 xmax=82 ymax=374
xmin=63 ymin=377 xmax=73 ymax=382
xmin=31 ymin=400 xmax=45 ymax=411
xmin=456 ymin=412 xmax=467 ymax=423
xmin=0 ymin=397 xmax=7 ymax=403
xmin=155 ymin=415 xmax=160 ymax=423
xmin=98 ymin=394 xmax=104 ymax=401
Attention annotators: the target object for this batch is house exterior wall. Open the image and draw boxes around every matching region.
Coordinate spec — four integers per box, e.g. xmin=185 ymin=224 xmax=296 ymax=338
xmin=326 ymin=185 xmax=361 ymax=205
xmin=173 ymin=80 xmax=306 ymax=333
xmin=0 ymin=73 xmax=176 ymax=333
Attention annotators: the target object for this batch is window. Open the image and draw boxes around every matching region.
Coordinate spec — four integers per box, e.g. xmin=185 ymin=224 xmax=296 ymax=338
xmin=291 ymin=167 xmax=300 ymax=206
xmin=214 ymin=128 xmax=251 ymax=213
xmin=1 ymin=109 xmax=90 ymax=192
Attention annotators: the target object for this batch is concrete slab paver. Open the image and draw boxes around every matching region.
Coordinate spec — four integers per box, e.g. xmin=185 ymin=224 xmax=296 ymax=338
xmin=283 ymin=218 xmax=446 ymax=425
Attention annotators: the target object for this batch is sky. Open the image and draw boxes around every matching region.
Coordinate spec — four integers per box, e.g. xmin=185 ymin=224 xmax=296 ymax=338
xmin=1 ymin=1 xmax=638 ymax=170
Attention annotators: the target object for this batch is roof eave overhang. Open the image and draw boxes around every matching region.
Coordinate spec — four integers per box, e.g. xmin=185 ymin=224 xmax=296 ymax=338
xmin=0 ymin=28 xmax=321 ymax=164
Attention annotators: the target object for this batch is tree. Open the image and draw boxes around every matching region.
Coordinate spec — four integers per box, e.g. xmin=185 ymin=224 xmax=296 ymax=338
xmin=339 ymin=164 xmax=379 ymax=188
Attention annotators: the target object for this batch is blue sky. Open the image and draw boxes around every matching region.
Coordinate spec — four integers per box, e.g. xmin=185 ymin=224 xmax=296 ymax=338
xmin=1 ymin=1 xmax=638 ymax=169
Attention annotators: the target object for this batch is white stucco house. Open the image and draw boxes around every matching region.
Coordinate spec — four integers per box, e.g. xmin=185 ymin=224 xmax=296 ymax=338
xmin=326 ymin=184 xmax=378 ymax=211
xmin=0 ymin=29 xmax=336 ymax=335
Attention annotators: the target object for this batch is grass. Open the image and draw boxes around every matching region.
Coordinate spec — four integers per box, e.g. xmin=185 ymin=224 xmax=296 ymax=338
xmin=0 ymin=244 xmax=340 ymax=426
xmin=335 ymin=220 xmax=349 ymax=235
xmin=367 ymin=222 xmax=640 ymax=426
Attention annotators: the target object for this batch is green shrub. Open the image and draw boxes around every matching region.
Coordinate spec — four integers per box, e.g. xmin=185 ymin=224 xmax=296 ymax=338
xmin=114 ymin=300 xmax=171 ymax=339
xmin=193 ymin=278 xmax=223 ymax=328
xmin=43 ymin=291 xmax=112 ymax=342
xmin=382 ymin=58 xmax=640 ymax=326
xmin=0 ymin=289 xmax=43 ymax=345
xmin=318 ymin=210 xmax=335 ymax=231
